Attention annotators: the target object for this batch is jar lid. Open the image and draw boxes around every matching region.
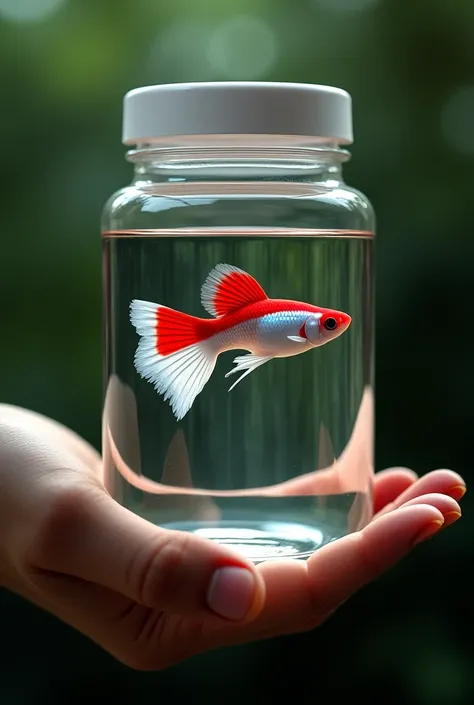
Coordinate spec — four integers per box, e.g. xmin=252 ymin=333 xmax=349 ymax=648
xmin=122 ymin=81 xmax=353 ymax=146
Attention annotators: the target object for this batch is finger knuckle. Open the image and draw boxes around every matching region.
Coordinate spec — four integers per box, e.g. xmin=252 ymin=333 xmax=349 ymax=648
xmin=132 ymin=531 xmax=191 ymax=607
xmin=356 ymin=529 xmax=388 ymax=577
xmin=26 ymin=483 xmax=91 ymax=569
xmin=305 ymin=533 xmax=377 ymax=623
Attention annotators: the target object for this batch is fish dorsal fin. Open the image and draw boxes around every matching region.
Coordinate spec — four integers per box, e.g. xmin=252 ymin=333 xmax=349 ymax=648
xmin=200 ymin=263 xmax=268 ymax=317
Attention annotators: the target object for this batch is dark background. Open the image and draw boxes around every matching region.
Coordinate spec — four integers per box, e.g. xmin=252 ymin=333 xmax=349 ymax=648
xmin=1 ymin=0 xmax=472 ymax=703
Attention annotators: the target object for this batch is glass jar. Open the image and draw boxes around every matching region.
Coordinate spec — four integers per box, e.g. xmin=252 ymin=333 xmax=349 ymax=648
xmin=101 ymin=81 xmax=375 ymax=563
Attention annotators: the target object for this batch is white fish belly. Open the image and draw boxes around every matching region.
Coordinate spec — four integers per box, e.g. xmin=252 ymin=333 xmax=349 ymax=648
xmin=210 ymin=311 xmax=313 ymax=358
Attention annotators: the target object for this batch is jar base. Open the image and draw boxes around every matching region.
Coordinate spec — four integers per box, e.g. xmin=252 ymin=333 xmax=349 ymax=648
xmin=161 ymin=519 xmax=343 ymax=563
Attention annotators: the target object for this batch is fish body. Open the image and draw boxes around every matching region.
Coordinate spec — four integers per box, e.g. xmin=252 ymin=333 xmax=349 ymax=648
xmin=130 ymin=263 xmax=351 ymax=421
xmin=199 ymin=303 xmax=330 ymax=358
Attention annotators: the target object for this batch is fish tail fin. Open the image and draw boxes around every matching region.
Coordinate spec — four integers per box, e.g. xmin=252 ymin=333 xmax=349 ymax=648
xmin=130 ymin=300 xmax=217 ymax=421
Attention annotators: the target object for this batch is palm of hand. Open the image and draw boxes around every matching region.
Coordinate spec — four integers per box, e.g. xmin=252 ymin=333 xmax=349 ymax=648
xmin=0 ymin=405 xmax=464 ymax=671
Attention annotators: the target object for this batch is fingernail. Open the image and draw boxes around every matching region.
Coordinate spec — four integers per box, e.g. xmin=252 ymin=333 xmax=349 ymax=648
xmin=413 ymin=519 xmax=444 ymax=546
xmin=448 ymin=485 xmax=466 ymax=501
xmin=443 ymin=511 xmax=462 ymax=527
xmin=206 ymin=567 xmax=256 ymax=621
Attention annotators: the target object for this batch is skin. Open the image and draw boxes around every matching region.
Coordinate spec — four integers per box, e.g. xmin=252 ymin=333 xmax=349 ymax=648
xmin=0 ymin=403 xmax=465 ymax=671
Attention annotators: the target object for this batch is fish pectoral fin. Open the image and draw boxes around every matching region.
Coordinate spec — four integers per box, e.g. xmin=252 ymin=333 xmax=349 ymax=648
xmin=224 ymin=353 xmax=273 ymax=392
xmin=287 ymin=335 xmax=306 ymax=343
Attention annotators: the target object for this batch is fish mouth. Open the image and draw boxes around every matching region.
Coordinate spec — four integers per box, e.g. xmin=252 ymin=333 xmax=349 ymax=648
xmin=338 ymin=313 xmax=352 ymax=332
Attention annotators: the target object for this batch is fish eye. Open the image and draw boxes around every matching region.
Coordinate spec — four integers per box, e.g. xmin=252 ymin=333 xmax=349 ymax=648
xmin=324 ymin=317 xmax=337 ymax=331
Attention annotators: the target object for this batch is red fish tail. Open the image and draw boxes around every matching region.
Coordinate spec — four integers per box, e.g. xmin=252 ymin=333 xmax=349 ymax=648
xmin=156 ymin=305 xmax=201 ymax=355
xmin=130 ymin=300 xmax=202 ymax=354
xmin=129 ymin=300 xmax=217 ymax=421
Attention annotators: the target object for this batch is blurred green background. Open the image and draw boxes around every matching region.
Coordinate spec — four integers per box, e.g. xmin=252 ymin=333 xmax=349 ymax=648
xmin=1 ymin=0 xmax=473 ymax=703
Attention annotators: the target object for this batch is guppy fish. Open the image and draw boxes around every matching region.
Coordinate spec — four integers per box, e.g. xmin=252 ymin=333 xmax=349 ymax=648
xmin=130 ymin=263 xmax=351 ymax=421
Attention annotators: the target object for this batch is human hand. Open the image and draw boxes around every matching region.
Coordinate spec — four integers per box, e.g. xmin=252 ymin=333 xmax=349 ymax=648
xmin=0 ymin=404 xmax=465 ymax=670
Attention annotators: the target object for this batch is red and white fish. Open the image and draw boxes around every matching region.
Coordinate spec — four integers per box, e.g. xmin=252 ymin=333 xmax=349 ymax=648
xmin=130 ymin=263 xmax=351 ymax=421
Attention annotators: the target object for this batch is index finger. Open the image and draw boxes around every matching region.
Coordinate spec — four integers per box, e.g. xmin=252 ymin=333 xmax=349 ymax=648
xmin=201 ymin=502 xmax=446 ymax=648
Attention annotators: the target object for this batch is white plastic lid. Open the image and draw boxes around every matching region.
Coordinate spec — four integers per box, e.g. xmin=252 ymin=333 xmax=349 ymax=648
xmin=122 ymin=81 xmax=353 ymax=146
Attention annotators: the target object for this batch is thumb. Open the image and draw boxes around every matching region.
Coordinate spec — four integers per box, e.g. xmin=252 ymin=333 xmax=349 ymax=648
xmin=29 ymin=486 xmax=266 ymax=624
